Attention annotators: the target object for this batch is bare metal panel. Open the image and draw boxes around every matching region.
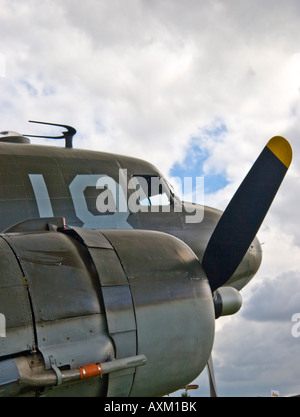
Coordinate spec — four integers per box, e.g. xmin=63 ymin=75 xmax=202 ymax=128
xmin=107 ymin=368 xmax=135 ymax=397
xmin=37 ymin=314 xmax=114 ymax=370
xmin=4 ymin=232 xmax=103 ymax=321
xmin=0 ymin=237 xmax=35 ymax=356
xmin=0 ymin=326 xmax=36 ymax=359
xmin=109 ymin=331 xmax=136 ymax=360
xmin=0 ymin=287 xmax=35 ymax=356
xmin=128 ymin=277 xmax=214 ymax=397
xmin=71 ymin=229 xmax=139 ymax=397
xmin=88 ymin=248 xmax=128 ymax=286
xmin=98 ymin=229 xmax=214 ymax=397
xmin=66 ymin=227 xmax=113 ymax=249
xmin=101 ymin=286 xmax=136 ymax=335
xmin=101 ymin=229 xmax=201 ymax=280
xmin=65 ymin=228 xmax=129 ymax=285
xmin=0 ymin=358 xmax=20 ymax=396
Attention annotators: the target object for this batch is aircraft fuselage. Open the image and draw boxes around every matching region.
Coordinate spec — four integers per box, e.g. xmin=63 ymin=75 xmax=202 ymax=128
xmin=0 ymin=141 xmax=261 ymax=290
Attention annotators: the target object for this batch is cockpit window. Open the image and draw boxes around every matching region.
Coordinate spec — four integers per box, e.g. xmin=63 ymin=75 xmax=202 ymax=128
xmin=130 ymin=175 xmax=172 ymax=207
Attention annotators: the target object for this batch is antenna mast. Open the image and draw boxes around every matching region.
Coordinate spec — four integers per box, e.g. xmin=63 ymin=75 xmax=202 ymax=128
xmin=24 ymin=120 xmax=77 ymax=148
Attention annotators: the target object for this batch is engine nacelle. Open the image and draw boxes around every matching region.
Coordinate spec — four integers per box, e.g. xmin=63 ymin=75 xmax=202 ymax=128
xmin=0 ymin=221 xmax=215 ymax=397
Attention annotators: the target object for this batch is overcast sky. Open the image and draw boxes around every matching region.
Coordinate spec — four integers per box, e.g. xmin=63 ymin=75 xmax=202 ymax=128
xmin=1 ymin=0 xmax=300 ymax=397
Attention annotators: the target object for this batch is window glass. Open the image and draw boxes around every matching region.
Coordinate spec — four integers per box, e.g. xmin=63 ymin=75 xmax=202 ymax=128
xmin=131 ymin=175 xmax=171 ymax=206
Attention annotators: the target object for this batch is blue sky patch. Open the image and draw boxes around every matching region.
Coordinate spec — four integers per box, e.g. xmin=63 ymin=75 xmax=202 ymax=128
xmin=203 ymin=123 xmax=227 ymax=138
xmin=170 ymin=126 xmax=229 ymax=195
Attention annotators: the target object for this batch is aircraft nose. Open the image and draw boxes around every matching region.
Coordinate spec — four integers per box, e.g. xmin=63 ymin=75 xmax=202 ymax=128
xmin=249 ymin=235 xmax=263 ymax=276
xmin=224 ymin=235 xmax=263 ymax=291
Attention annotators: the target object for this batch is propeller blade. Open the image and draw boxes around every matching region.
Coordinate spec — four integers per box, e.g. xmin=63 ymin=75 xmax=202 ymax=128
xmin=202 ymin=136 xmax=292 ymax=292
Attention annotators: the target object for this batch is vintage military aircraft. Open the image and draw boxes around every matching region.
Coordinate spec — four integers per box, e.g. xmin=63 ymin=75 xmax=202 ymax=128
xmin=0 ymin=121 xmax=292 ymax=397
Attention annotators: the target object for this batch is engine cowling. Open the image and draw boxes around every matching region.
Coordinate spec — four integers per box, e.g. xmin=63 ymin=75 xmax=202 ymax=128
xmin=0 ymin=221 xmax=215 ymax=397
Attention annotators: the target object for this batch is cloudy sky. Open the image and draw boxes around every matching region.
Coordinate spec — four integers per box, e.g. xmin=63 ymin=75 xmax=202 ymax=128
xmin=1 ymin=0 xmax=300 ymax=397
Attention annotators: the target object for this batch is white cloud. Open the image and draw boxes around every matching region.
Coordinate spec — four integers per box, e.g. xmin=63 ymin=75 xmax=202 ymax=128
xmin=212 ymin=316 xmax=300 ymax=396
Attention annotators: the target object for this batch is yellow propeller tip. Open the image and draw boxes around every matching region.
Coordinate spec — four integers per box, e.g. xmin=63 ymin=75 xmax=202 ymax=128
xmin=266 ymin=136 xmax=293 ymax=169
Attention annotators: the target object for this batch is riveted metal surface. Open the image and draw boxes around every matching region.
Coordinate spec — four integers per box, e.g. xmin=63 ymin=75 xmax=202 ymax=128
xmin=66 ymin=227 xmax=138 ymax=396
xmin=1 ymin=230 xmax=115 ymax=396
xmin=4 ymin=232 xmax=103 ymax=321
xmin=100 ymin=229 xmax=215 ymax=397
xmin=0 ymin=226 xmax=214 ymax=397
xmin=64 ymin=227 xmax=129 ymax=286
xmin=37 ymin=314 xmax=114 ymax=370
xmin=0 ymin=229 xmax=116 ymax=397
xmin=0 ymin=287 xmax=35 ymax=357
xmin=0 ymin=237 xmax=35 ymax=356
xmin=100 ymin=282 xmax=137 ymax=396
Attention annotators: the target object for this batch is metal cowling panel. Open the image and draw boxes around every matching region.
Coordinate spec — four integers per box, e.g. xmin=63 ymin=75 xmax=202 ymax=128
xmin=0 ymin=358 xmax=20 ymax=396
xmin=1 ymin=230 xmax=114 ymax=396
xmin=0 ymin=226 xmax=215 ymax=397
xmin=100 ymin=229 xmax=215 ymax=397
xmin=0 ymin=237 xmax=35 ymax=357
xmin=4 ymin=232 xmax=103 ymax=321
xmin=65 ymin=227 xmax=138 ymax=397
